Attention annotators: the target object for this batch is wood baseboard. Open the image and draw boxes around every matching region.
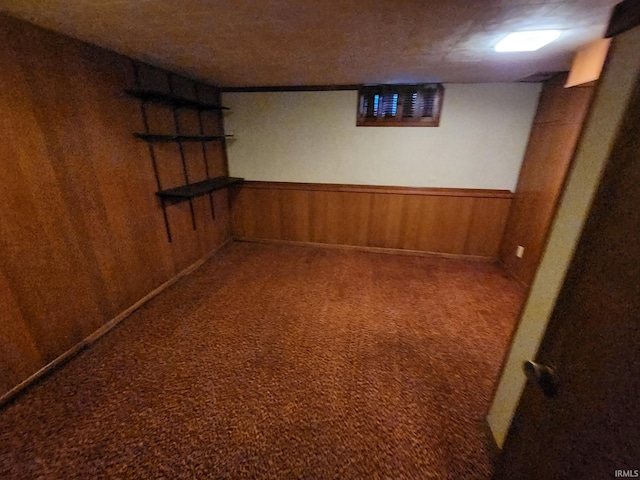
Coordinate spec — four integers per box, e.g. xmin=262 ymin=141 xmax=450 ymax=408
xmin=235 ymin=237 xmax=496 ymax=262
xmin=496 ymin=259 xmax=529 ymax=291
xmin=0 ymin=238 xmax=232 ymax=409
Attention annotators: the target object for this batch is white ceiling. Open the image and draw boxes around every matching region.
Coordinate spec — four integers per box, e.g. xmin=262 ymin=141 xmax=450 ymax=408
xmin=0 ymin=0 xmax=619 ymax=86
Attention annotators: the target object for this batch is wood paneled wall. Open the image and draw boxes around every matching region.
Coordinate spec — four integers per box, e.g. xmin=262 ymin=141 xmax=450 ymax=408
xmin=232 ymin=182 xmax=513 ymax=259
xmin=0 ymin=15 xmax=231 ymax=399
xmin=499 ymin=75 xmax=595 ymax=287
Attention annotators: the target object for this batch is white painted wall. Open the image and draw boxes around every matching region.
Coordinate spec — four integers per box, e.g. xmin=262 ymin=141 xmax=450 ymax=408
xmin=223 ymin=84 xmax=541 ymax=190
xmin=486 ymin=26 xmax=640 ymax=449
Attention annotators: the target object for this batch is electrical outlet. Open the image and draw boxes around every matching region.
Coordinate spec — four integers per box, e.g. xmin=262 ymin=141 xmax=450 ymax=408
xmin=516 ymin=245 xmax=525 ymax=258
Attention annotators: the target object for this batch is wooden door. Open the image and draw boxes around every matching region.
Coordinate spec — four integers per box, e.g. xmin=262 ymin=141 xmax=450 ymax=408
xmin=493 ymin=53 xmax=640 ymax=479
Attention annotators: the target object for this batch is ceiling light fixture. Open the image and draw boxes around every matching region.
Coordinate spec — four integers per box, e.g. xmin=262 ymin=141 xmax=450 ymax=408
xmin=495 ymin=30 xmax=562 ymax=52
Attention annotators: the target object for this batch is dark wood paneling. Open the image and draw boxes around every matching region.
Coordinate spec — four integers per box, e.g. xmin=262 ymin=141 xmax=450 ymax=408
xmin=466 ymin=198 xmax=512 ymax=257
xmin=499 ymin=75 xmax=595 ymax=287
xmin=232 ymin=182 xmax=512 ymax=259
xmin=0 ymin=269 xmax=43 ymax=392
xmin=605 ymin=0 xmax=640 ymax=37
xmin=0 ymin=14 xmax=232 ymax=398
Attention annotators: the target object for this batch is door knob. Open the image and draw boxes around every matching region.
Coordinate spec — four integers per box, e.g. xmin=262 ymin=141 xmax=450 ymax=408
xmin=523 ymin=360 xmax=559 ymax=397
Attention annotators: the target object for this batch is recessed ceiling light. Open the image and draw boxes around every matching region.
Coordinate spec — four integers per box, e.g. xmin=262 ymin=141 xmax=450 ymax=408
xmin=495 ymin=30 xmax=562 ymax=52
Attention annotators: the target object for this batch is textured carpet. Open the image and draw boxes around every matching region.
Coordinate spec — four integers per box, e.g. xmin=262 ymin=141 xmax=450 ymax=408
xmin=0 ymin=242 xmax=523 ymax=479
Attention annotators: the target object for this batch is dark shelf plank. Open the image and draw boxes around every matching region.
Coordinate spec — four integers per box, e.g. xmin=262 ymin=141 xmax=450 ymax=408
xmin=157 ymin=176 xmax=244 ymax=200
xmin=134 ymin=133 xmax=233 ymax=143
xmin=125 ymin=89 xmax=229 ymax=111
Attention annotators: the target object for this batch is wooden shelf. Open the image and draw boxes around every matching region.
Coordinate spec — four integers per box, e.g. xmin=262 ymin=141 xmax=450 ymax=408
xmin=125 ymin=89 xmax=229 ymax=111
xmin=156 ymin=176 xmax=244 ymax=200
xmin=127 ymin=67 xmax=237 ymax=242
xmin=134 ymin=133 xmax=232 ymax=143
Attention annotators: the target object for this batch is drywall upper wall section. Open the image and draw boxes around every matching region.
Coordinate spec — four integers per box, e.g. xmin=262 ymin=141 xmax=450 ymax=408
xmin=223 ymin=84 xmax=541 ymax=190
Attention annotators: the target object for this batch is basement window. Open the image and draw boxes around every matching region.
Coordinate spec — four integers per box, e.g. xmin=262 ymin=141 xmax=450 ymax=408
xmin=357 ymin=84 xmax=444 ymax=127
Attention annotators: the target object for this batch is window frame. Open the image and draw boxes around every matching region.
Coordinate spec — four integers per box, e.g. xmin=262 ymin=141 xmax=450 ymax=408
xmin=356 ymin=83 xmax=444 ymax=127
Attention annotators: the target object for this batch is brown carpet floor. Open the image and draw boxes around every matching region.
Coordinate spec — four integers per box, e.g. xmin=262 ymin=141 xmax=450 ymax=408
xmin=0 ymin=242 xmax=523 ymax=479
